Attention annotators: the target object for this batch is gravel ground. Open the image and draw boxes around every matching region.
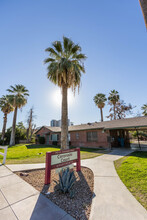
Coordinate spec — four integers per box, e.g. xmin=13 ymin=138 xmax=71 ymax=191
xmin=16 ymin=167 xmax=94 ymax=220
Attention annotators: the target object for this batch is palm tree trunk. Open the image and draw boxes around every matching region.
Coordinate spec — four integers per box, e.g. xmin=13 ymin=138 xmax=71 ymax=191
xmin=1 ymin=113 xmax=7 ymax=143
xmin=27 ymin=108 xmax=33 ymax=142
xmin=10 ymin=107 xmax=17 ymax=146
xmin=61 ymin=84 xmax=68 ymax=150
xmin=100 ymin=108 xmax=103 ymax=122
xmin=114 ymin=104 xmax=116 ymax=120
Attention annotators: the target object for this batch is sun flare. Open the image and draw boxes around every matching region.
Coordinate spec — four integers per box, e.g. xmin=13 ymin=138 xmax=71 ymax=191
xmin=52 ymin=88 xmax=74 ymax=107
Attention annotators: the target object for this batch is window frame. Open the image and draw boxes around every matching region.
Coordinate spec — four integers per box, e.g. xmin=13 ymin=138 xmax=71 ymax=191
xmin=87 ymin=131 xmax=98 ymax=142
xmin=76 ymin=133 xmax=79 ymax=140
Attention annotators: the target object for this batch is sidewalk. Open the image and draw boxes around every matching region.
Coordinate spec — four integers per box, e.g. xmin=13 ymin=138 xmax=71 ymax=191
xmin=81 ymin=149 xmax=147 ymax=220
xmin=0 ymin=165 xmax=74 ymax=220
xmin=4 ymin=149 xmax=147 ymax=220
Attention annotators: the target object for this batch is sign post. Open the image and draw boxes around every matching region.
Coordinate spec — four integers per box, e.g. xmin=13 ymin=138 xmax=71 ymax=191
xmin=45 ymin=148 xmax=81 ymax=185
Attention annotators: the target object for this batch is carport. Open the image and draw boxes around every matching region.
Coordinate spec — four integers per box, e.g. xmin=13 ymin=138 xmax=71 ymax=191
xmin=104 ymin=116 xmax=147 ymax=149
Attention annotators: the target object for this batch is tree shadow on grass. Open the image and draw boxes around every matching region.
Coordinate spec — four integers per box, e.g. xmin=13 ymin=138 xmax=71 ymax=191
xmin=129 ymin=151 xmax=147 ymax=159
xmin=26 ymin=144 xmax=60 ymax=149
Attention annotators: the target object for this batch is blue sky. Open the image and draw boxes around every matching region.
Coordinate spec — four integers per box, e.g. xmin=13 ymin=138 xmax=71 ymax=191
xmin=0 ymin=0 xmax=147 ymax=130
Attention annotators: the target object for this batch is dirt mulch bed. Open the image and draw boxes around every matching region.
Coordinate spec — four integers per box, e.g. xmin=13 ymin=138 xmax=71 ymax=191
xmin=16 ymin=167 xmax=94 ymax=220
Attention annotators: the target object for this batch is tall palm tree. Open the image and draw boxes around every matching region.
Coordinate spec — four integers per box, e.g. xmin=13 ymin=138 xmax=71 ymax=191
xmin=139 ymin=0 xmax=147 ymax=29
xmin=141 ymin=104 xmax=147 ymax=116
xmin=44 ymin=36 xmax=86 ymax=149
xmin=108 ymin=90 xmax=119 ymax=120
xmin=7 ymin=85 xmax=29 ymax=146
xmin=0 ymin=95 xmax=14 ymax=142
xmin=93 ymin=93 xmax=107 ymax=122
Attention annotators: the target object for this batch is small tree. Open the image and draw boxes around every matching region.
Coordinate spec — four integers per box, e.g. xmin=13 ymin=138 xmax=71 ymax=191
xmin=93 ymin=93 xmax=107 ymax=122
xmin=4 ymin=123 xmax=27 ymax=145
xmin=107 ymin=100 xmax=133 ymax=120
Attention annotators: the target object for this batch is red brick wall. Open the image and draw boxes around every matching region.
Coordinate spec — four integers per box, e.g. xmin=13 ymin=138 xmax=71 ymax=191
xmin=36 ymin=127 xmax=61 ymax=145
xmin=36 ymin=127 xmax=110 ymax=149
xmin=70 ymin=129 xmax=110 ymax=148
xmin=36 ymin=127 xmax=49 ymax=137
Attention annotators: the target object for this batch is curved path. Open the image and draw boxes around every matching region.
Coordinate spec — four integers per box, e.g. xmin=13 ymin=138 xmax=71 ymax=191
xmin=4 ymin=149 xmax=147 ymax=220
xmin=81 ymin=149 xmax=147 ymax=220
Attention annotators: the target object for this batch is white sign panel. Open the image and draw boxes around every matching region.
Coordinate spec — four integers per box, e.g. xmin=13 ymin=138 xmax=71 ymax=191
xmin=55 ymin=164 xmax=74 ymax=173
xmin=51 ymin=151 xmax=77 ymax=166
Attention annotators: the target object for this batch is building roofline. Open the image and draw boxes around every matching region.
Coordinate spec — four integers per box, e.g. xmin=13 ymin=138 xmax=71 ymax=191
xmin=35 ymin=116 xmax=147 ymax=134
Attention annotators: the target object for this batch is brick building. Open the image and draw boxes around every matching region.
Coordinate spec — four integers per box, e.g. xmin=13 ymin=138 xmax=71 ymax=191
xmin=35 ymin=116 xmax=147 ymax=149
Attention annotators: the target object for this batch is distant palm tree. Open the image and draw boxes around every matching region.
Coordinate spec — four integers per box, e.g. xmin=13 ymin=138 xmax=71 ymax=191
xmin=108 ymin=90 xmax=119 ymax=120
xmin=93 ymin=93 xmax=107 ymax=122
xmin=7 ymin=85 xmax=29 ymax=146
xmin=141 ymin=104 xmax=147 ymax=116
xmin=44 ymin=36 xmax=86 ymax=149
xmin=0 ymin=95 xmax=13 ymax=142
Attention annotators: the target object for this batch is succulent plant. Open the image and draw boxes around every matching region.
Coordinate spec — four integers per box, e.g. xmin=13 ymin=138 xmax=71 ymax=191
xmin=55 ymin=167 xmax=76 ymax=198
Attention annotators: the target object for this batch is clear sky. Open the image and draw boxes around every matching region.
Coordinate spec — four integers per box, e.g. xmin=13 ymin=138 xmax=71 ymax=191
xmin=0 ymin=0 xmax=147 ymax=130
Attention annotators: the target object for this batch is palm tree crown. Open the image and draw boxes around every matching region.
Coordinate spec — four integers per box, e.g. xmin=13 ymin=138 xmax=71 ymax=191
xmin=7 ymin=85 xmax=29 ymax=108
xmin=44 ymin=36 xmax=86 ymax=91
xmin=93 ymin=93 xmax=107 ymax=108
xmin=108 ymin=90 xmax=119 ymax=105
xmin=141 ymin=104 xmax=147 ymax=116
xmin=0 ymin=95 xmax=13 ymax=114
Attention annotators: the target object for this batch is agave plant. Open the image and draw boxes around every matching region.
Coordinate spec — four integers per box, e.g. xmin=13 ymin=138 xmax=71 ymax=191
xmin=55 ymin=167 xmax=76 ymax=198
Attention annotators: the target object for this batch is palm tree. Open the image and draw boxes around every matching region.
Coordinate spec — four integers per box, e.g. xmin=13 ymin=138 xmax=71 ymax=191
xmin=0 ymin=95 xmax=14 ymax=142
xmin=108 ymin=90 xmax=119 ymax=120
xmin=7 ymin=85 xmax=29 ymax=146
xmin=141 ymin=104 xmax=147 ymax=116
xmin=93 ymin=93 xmax=107 ymax=122
xmin=139 ymin=0 xmax=147 ymax=29
xmin=44 ymin=36 xmax=86 ymax=149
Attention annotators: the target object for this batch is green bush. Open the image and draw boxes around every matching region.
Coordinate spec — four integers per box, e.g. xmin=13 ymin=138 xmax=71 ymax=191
xmin=4 ymin=126 xmax=27 ymax=145
xmin=39 ymin=136 xmax=45 ymax=144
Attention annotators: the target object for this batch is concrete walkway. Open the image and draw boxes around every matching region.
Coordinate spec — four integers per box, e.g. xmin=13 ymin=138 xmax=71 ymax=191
xmin=0 ymin=165 xmax=74 ymax=220
xmin=4 ymin=149 xmax=147 ymax=220
xmin=6 ymin=163 xmax=46 ymax=172
xmin=81 ymin=149 xmax=147 ymax=220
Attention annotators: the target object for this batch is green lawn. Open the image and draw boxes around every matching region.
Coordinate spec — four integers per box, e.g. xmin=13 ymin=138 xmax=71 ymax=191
xmin=0 ymin=144 xmax=103 ymax=164
xmin=114 ymin=151 xmax=147 ymax=209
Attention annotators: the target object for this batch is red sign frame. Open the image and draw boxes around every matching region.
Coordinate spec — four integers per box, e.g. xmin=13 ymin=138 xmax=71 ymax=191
xmin=45 ymin=148 xmax=81 ymax=184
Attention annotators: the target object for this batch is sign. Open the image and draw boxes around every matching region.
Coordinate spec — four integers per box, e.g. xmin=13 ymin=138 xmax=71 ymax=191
xmin=55 ymin=164 xmax=74 ymax=174
xmin=45 ymin=148 xmax=81 ymax=184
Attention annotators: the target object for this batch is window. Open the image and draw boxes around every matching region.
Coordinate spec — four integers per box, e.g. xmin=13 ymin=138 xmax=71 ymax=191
xmin=76 ymin=133 xmax=79 ymax=140
xmin=51 ymin=134 xmax=58 ymax=141
xmin=87 ymin=131 xmax=98 ymax=142
xmin=68 ymin=133 xmax=71 ymax=141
